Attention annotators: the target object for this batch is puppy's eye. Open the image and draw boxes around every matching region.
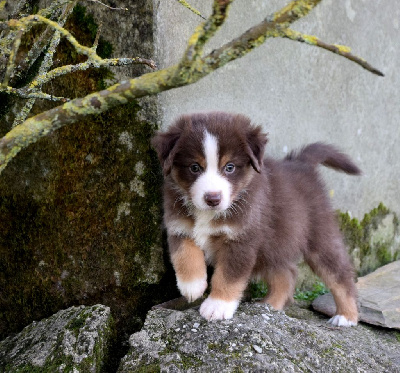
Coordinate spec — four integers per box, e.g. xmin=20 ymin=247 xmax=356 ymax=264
xmin=224 ymin=163 xmax=235 ymax=173
xmin=189 ymin=163 xmax=201 ymax=174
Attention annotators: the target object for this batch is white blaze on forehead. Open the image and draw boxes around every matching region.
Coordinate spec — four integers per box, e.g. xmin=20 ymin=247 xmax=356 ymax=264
xmin=190 ymin=130 xmax=232 ymax=211
xmin=203 ymin=131 xmax=219 ymax=172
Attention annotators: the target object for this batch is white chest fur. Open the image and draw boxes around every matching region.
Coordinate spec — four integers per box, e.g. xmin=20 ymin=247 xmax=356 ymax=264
xmin=166 ymin=212 xmax=236 ymax=263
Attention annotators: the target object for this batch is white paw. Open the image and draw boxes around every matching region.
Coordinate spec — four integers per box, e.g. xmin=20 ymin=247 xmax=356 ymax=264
xmin=199 ymin=297 xmax=239 ymax=321
xmin=327 ymin=315 xmax=357 ymax=327
xmin=177 ymin=277 xmax=207 ymax=303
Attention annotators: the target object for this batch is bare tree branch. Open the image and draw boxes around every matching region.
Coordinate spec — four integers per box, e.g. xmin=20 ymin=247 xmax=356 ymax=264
xmin=0 ymin=0 xmax=384 ymax=174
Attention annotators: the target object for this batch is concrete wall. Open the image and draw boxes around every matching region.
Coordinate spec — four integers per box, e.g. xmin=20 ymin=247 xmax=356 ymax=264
xmin=153 ymin=0 xmax=400 ymax=219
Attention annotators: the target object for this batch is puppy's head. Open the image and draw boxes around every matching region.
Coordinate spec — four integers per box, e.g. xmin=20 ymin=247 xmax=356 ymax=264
xmin=152 ymin=112 xmax=268 ymax=212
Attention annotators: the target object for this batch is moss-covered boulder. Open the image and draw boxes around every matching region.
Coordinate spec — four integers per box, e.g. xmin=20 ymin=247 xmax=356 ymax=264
xmin=0 ymin=1 xmax=177 ymax=343
xmin=0 ymin=305 xmax=113 ymax=372
xmin=340 ymin=203 xmax=400 ymax=275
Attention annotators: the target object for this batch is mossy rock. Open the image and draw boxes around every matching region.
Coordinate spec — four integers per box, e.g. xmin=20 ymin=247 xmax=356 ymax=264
xmin=0 ymin=2 xmax=178 ymax=343
xmin=339 ymin=203 xmax=400 ymax=276
xmin=0 ymin=305 xmax=113 ymax=372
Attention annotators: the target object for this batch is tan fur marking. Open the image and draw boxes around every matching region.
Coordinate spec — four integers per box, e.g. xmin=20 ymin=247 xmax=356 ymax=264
xmin=197 ymin=157 xmax=206 ymax=170
xmin=330 ymin=283 xmax=358 ymax=323
xmin=220 ymin=154 xmax=233 ymax=169
xmin=171 ymin=238 xmax=206 ymax=282
xmin=209 ymin=266 xmax=248 ymax=301
xmin=263 ymin=271 xmax=296 ymax=310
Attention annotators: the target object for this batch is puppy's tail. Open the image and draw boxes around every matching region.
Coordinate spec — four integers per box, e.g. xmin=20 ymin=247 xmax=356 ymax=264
xmin=286 ymin=142 xmax=361 ymax=175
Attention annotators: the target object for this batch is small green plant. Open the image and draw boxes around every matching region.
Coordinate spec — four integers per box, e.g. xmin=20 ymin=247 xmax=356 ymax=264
xmin=249 ymin=280 xmax=328 ymax=301
xmin=294 ymin=281 xmax=328 ymax=301
xmin=249 ymin=281 xmax=268 ymax=298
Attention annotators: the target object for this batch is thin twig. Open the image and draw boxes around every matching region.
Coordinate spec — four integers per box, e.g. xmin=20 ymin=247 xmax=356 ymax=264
xmin=281 ymin=29 xmax=384 ymax=76
xmin=92 ymin=22 xmax=102 ymax=52
xmin=2 ymin=86 xmax=68 ymax=101
xmin=8 ymin=14 xmax=102 ymax=62
xmin=2 ymin=29 xmax=23 ymax=88
xmin=30 ymin=57 xmax=157 ymax=88
xmin=180 ymin=0 xmax=233 ymax=66
xmin=176 ymin=0 xmax=206 ymax=20
xmin=86 ymin=0 xmax=128 ymax=11
xmin=0 ymin=57 xmax=156 ymax=101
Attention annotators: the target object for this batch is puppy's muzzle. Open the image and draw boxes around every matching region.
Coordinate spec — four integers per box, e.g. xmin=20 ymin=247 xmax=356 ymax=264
xmin=204 ymin=192 xmax=222 ymax=207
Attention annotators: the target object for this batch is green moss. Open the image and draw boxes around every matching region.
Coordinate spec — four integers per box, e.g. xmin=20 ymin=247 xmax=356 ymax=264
xmin=338 ymin=203 xmax=398 ymax=275
xmin=70 ymin=4 xmax=113 ymax=58
xmin=249 ymin=279 xmax=328 ymax=302
xmin=248 ymin=280 xmax=268 ymax=298
xmin=294 ymin=281 xmax=328 ymax=301
xmin=66 ymin=312 xmax=87 ymax=333
xmin=322 ymin=342 xmax=344 ymax=357
xmin=71 ymin=4 xmax=98 ymax=41
xmin=376 ymin=244 xmax=392 ymax=266
xmin=134 ymin=363 xmax=161 ymax=373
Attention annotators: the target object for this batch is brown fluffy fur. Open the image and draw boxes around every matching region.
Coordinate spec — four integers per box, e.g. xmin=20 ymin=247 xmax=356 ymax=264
xmin=152 ymin=112 xmax=359 ymax=324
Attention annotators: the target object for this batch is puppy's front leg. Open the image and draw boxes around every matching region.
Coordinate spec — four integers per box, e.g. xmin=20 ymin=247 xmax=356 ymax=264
xmin=169 ymin=236 xmax=207 ymax=302
xmin=200 ymin=264 xmax=249 ymax=321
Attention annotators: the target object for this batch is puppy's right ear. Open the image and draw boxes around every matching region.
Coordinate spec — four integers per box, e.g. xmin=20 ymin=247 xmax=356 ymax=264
xmin=151 ymin=127 xmax=181 ymax=175
xmin=245 ymin=126 xmax=268 ymax=173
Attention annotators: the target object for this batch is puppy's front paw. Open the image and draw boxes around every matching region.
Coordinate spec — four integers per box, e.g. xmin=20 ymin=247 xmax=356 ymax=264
xmin=199 ymin=297 xmax=239 ymax=321
xmin=177 ymin=277 xmax=207 ymax=303
xmin=327 ymin=315 xmax=357 ymax=327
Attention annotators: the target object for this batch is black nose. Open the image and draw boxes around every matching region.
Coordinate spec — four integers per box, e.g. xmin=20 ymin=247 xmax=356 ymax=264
xmin=204 ymin=192 xmax=222 ymax=207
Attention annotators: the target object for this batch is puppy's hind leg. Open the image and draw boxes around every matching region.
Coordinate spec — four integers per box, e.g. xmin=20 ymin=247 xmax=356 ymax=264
xmin=305 ymin=244 xmax=358 ymax=327
xmin=261 ymin=265 xmax=297 ymax=310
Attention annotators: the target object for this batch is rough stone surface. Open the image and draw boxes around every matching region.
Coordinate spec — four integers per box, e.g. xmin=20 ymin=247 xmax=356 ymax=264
xmin=117 ymin=302 xmax=400 ymax=372
xmin=0 ymin=305 xmax=113 ymax=372
xmin=313 ymin=261 xmax=400 ymax=329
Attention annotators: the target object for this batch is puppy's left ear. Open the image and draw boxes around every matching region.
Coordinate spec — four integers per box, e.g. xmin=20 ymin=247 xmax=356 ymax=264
xmin=245 ymin=126 xmax=268 ymax=173
xmin=151 ymin=127 xmax=181 ymax=175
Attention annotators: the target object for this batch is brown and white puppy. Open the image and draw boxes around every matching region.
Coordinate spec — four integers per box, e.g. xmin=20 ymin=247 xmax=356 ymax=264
xmin=152 ymin=112 xmax=359 ymax=327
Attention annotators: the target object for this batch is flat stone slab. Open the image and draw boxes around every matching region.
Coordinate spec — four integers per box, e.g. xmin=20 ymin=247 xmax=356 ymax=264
xmin=118 ymin=302 xmax=400 ymax=372
xmin=313 ymin=260 xmax=400 ymax=329
xmin=0 ymin=305 xmax=113 ymax=372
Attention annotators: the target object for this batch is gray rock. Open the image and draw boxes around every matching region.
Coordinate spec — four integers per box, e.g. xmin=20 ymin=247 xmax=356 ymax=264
xmin=313 ymin=260 xmax=400 ymax=329
xmin=0 ymin=305 xmax=113 ymax=372
xmin=118 ymin=302 xmax=400 ymax=372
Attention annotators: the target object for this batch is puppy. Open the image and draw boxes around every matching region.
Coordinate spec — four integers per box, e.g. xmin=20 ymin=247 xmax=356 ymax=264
xmin=152 ymin=112 xmax=359 ymax=327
